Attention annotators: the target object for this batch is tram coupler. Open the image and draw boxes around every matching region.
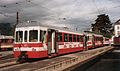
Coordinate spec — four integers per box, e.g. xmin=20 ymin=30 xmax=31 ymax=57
xmin=17 ymin=51 xmax=28 ymax=63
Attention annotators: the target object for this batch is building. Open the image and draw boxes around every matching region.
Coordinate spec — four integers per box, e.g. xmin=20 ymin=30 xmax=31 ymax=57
xmin=114 ymin=19 xmax=120 ymax=37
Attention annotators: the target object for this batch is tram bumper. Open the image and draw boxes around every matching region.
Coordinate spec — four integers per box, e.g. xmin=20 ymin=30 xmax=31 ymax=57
xmin=14 ymin=51 xmax=48 ymax=58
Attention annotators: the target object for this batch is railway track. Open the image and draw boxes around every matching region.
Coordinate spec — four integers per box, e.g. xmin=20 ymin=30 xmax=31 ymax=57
xmin=0 ymin=58 xmax=17 ymax=68
xmin=0 ymin=46 xmax=113 ymax=71
xmin=0 ymin=51 xmax=13 ymax=60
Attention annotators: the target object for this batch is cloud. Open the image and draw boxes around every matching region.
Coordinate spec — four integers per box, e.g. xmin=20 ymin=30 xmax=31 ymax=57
xmin=0 ymin=0 xmax=120 ymax=32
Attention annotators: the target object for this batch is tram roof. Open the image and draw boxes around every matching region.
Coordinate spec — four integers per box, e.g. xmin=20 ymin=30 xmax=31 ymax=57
xmin=16 ymin=21 xmax=83 ymax=35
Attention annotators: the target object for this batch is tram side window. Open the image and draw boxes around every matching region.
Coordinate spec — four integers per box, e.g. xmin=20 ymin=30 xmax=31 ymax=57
xmin=16 ymin=31 xmax=23 ymax=42
xmin=98 ymin=37 xmax=103 ymax=41
xmin=89 ymin=36 xmax=92 ymax=41
xmin=80 ymin=36 xmax=83 ymax=42
xmin=40 ymin=30 xmax=46 ymax=42
xmin=29 ymin=30 xmax=38 ymax=42
xmin=5 ymin=39 xmax=8 ymax=43
xmin=64 ymin=34 xmax=68 ymax=42
xmin=24 ymin=31 xmax=27 ymax=42
xmin=96 ymin=37 xmax=98 ymax=41
xmin=87 ymin=36 xmax=89 ymax=41
xmin=69 ymin=34 xmax=72 ymax=42
xmin=57 ymin=32 xmax=62 ymax=42
xmin=73 ymin=35 xmax=77 ymax=42
xmin=77 ymin=35 xmax=80 ymax=42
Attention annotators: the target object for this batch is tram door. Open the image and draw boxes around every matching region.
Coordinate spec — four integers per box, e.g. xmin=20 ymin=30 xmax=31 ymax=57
xmin=92 ymin=35 xmax=95 ymax=48
xmin=83 ymin=35 xmax=87 ymax=50
xmin=47 ymin=29 xmax=58 ymax=55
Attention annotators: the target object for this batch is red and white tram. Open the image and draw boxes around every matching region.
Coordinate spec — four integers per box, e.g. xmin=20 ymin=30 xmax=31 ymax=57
xmin=13 ymin=23 xmax=109 ymax=59
xmin=0 ymin=35 xmax=14 ymax=50
xmin=85 ymin=34 xmax=103 ymax=49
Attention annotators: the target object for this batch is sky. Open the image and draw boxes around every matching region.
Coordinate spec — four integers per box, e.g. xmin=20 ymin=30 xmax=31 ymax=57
xmin=0 ymin=0 xmax=120 ymax=32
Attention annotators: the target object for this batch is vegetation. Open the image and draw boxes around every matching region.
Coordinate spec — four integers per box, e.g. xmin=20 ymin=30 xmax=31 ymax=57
xmin=91 ymin=14 xmax=113 ymax=38
xmin=0 ymin=23 xmax=13 ymax=36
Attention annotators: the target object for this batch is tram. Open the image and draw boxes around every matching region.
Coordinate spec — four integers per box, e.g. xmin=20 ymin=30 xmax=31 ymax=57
xmin=0 ymin=35 xmax=14 ymax=50
xmin=13 ymin=22 xmax=109 ymax=59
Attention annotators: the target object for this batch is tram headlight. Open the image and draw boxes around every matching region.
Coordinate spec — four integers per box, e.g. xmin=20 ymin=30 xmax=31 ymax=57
xmin=32 ymin=48 xmax=36 ymax=51
xmin=14 ymin=48 xmax=20 ymax=51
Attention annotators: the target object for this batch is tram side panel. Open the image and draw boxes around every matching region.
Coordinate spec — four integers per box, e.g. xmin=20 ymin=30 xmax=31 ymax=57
xmin=57 ymin=32 xmax=84 ymax=55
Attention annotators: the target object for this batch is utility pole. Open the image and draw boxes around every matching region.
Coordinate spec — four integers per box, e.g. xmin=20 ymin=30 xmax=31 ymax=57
xmin=13 ymin=12 xmax=19 ymax=36
xmin=16 ymin=12 xmax=19 ymax=26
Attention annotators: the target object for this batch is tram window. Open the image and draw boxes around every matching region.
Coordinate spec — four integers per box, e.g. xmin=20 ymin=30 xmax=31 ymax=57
xmin=77 ymin=35 xmax=80 ymax=42
xmin=87 ymin=36 xmax=89 ymax=41
xmin=16 ymin=31 xmax=23 ymax=42
xmin=8 ymin=39 xmax=13 ymax=43
xmin=73 ymin=35 xmax=76 ymax=42
xmin=89 ymin=36 xmax=92 ymax=41
xmin=69 ymin=34 xmax=72 ymax=42
xmin=57 ymin=32 xmax=62 ymax=42
xmin=24 ymin=31 xmax=27 ymax=42
xmin=80 ymin=36 xmax=83 ymax=42
xmin=5 ymin=39 xmax=8 ymax=43
xmin=64 ymin=34 xmax=68 ymax=42
xmin=98 ymin=37 xmax=102 ymax=41
xmin=0 ymin=39 xmax=1 ymax=43
xmin=40 ymin=30 xmax=46 ymax=42
xmin=29 ymin=30 xmax=38 ymax=42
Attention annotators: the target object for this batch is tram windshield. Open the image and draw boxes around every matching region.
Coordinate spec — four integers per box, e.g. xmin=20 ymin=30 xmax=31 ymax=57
xmin=29 ymin=30 xmax=38 ymax=42
xmin=16 ymin=31 xmax=23 ymax=42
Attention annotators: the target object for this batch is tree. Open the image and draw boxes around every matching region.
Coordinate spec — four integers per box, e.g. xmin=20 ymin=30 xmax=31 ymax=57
xmin=91 ymin=14 xmax=112 ymax=38
xmin=0 ymin=23 xmax=13 ymax=36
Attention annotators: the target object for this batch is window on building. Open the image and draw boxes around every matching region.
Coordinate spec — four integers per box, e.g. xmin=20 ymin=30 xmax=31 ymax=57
xmin=117 ymin=26 xmax=119 ymax=30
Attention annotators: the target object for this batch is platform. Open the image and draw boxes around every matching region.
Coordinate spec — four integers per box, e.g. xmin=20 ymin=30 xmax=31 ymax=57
xmin=35 ymin=46 xmax=113 ymax=71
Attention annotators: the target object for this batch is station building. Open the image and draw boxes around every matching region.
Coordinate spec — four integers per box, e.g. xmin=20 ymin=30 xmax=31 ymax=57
xmin=114 ymin=19 xmax=120 ymax=37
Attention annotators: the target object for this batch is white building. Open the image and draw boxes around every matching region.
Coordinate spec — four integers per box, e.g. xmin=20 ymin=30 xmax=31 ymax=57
xmin=114 ymin=19 xmax=120 ymax=37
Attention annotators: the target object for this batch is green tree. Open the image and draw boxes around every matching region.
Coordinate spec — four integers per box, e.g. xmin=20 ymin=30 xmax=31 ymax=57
xmin=0 ymin=23 xmax=13 ymax=36
xmin=92 ymin=14 xmax=112 ymax=38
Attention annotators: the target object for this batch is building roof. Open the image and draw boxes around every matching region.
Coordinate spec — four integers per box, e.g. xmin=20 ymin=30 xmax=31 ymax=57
xmin=114 ymin=19 xmax=120 ymax=25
